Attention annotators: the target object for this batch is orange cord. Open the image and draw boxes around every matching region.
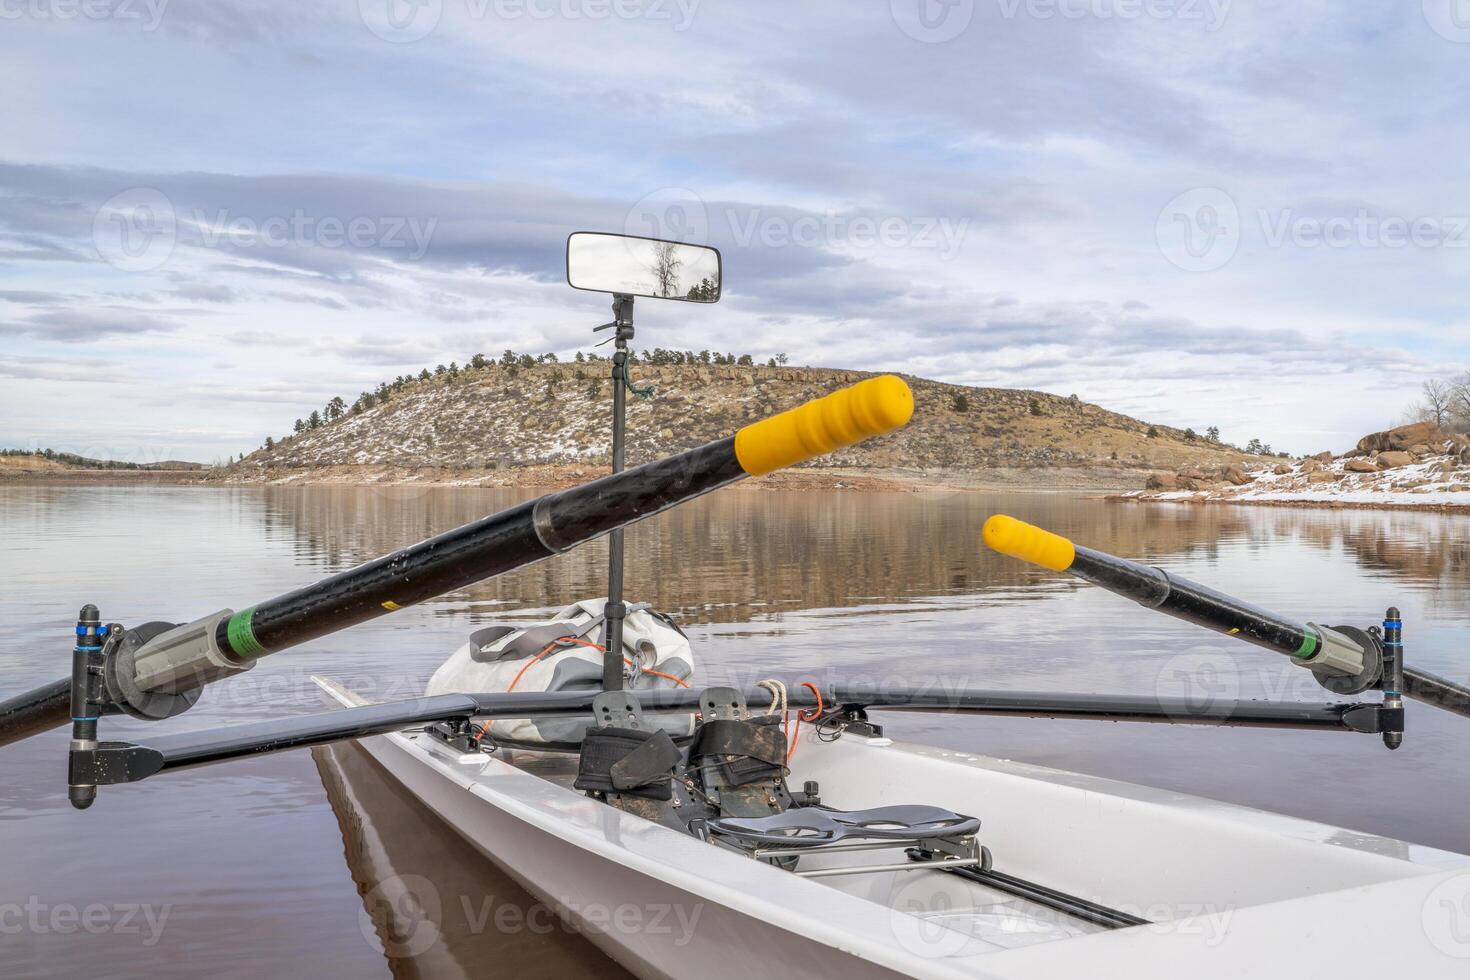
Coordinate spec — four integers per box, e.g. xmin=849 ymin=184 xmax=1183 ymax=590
xmin=798 ymin=682 xmax=824 ymax=722
xmin=785 ymin=681 xmax=825 ymax=762
xmin=506 ymin=637 xmax=605 ymax=692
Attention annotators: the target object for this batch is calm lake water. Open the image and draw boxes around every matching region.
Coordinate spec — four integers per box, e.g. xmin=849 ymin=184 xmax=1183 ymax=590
xmin=3 ymin=485 xmax=1470 ymax=977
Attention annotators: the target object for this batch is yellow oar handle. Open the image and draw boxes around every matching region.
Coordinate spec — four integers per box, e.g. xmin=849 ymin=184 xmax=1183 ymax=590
xmin=982 ymin=515 xmax=1076 ymax=572
xmin=733 ymin=375 xmax=914 ymax=476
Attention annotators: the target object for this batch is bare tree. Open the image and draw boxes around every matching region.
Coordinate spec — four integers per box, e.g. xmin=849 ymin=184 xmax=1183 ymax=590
xmin=1450 ymin=373 xmax=1470 ymax=432
xmin=649 ymin=241 xmax=682 ymax=298
xmin=1416 ymin=378 xmax=1454 ymax=428
xmin=1403 ymin=375 xmax=1470 ymax=432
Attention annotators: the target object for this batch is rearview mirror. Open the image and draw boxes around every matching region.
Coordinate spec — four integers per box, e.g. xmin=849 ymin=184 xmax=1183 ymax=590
xmin=566 ymin=232 xmax=721 ymax=303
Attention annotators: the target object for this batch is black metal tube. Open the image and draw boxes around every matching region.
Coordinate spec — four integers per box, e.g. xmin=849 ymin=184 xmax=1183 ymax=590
xmin=212 ymin=435 xmax=746 ymax=663
xmin=828 ymin=686 xmax=1362 ymax=730
xmin=67 ymin=605 xmax=106 ymax=809
xmin=604 ymin=311 xmax=630 ymax=691
xmin=1068 ymin=546 xmax=1321 ymax=661
xmin=1381 ymin=607 xmax=1404 ymax=750
xmin=151 ymin=694 xmax=483 ymax=771
xmin=99 ymin=683 xmax=1371 ymax=786
xmin=1403 ymin=666 xmax=1470 ymax=719
xmin=0 ymin=678 xmax=71 ymax=747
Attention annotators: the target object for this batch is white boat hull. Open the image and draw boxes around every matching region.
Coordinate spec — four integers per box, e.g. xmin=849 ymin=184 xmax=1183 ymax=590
xmin=314 ymin=677 xmax=1470 ymax=978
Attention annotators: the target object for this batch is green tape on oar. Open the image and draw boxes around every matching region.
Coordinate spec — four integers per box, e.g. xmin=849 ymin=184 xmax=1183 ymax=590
xmin=226 ymin=608 xmax=265 ymax=658
xmin=1293 ymin=626 xmax=1321 ymax=660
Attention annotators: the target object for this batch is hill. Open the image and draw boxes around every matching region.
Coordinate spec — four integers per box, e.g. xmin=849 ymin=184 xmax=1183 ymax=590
xmin=0 ymin=451 xmax=205 ymax=481
xmin=224 ymin=362 xmax=1253 ymax=489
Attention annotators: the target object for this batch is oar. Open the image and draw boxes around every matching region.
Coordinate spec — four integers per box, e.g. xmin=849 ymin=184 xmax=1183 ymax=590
xmin=0 ymin=376 xmax=915 ymax=753
xmin=982 ymin=515 xmax=1470 ymax=738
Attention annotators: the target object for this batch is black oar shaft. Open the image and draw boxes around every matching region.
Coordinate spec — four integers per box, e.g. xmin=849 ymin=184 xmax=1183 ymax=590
xmin=210 ymin=373 xmax=913 ymax=664
xmin=983 ymin=515 xmax=1369 ymax=678
xmin=216 ymin=438 xmax=745 ymax=660
xmin=0 ymin=678 xmax=71 ymax=747
xmin=983 ymin=515 xmax=1470 ymax=726
xmin=1403 ymin=666 xmax=1470 ymax=719
xmin=1067 ymin=546 xmax=1321 ymax=660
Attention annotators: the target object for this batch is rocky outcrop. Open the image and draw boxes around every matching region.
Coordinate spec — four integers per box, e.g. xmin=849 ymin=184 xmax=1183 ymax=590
xmin=1356 ymin=421 xmax=1443 ymax=454
xmin=1123 ymin=422 xmax=1470 ymax=510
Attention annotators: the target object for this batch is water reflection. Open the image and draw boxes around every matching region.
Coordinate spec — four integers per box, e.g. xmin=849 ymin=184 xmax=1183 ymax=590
xmin=313 ymin=741 xmax=628 ymax=979
xmin=4 ymin=486 xmax=1470 ymax=977
xmin=253 ymin=487 xmax=1382 ymax=623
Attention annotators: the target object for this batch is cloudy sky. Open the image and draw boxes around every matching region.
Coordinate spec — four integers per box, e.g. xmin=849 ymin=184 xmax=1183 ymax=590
xmin=2 ymin=0 xmax=1468 ymax=462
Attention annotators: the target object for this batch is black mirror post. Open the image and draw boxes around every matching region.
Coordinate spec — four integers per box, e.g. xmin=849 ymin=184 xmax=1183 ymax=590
xmin=602 ymin=293 xmax=635 ymax=690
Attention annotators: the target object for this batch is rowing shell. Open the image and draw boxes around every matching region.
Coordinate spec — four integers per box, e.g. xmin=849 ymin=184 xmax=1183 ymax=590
xmin=313 ymin=677 xmax=1470 ymax=979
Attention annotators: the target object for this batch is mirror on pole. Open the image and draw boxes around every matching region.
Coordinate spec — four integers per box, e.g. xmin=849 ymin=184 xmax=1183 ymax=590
xmin=566 ymin=232 xmax=721 ymax=303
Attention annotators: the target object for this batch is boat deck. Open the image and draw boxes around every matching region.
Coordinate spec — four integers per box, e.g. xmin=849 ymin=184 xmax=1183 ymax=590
xmin=496 ymin=744 xmax=1110 ymax=950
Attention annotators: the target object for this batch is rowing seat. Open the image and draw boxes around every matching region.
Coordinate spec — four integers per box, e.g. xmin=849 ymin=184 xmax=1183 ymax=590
xmin=706 ymin=805 xmax=983 ymax=878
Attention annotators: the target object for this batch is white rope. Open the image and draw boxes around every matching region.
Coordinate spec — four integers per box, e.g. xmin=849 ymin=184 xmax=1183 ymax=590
xmin=755 ymin=678 xmax=788 ymax=717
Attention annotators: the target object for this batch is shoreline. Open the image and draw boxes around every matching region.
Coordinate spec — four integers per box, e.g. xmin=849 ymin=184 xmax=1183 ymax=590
xmin=1 ymin=463 xmax=1145 ymax=493
xmin=1106 ymin=493 xmax=1470 ymax=516
xmin=3 ymin=463 xmax=1469 ymax=513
